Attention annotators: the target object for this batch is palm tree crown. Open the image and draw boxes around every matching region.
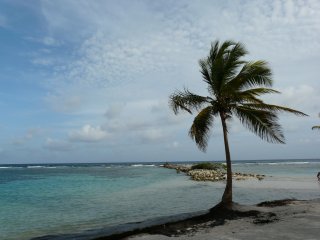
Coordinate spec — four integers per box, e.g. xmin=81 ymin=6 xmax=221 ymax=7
xmin=169 ymin=40 xmax=307 ymax=206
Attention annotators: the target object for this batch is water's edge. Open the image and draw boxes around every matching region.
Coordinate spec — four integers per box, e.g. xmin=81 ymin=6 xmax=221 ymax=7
xmin=30 ymin=210 xmax=208 ymax=240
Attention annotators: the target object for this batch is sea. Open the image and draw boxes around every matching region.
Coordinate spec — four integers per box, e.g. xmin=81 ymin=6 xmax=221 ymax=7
xmin=1 ymin=159 xmax=320 ymax=240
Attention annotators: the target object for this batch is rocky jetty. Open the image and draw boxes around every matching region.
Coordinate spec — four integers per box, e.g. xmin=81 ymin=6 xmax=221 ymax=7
xmin=233 ymin=172 xmax=265 ymax=181
xmin=162 ymin=163 xmax=265 ymax=181
xmin=163 ymin=163 xmax=190 ymax=173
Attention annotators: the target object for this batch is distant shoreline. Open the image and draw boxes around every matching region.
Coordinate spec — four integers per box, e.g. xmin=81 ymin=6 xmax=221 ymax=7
xmin=1 ymin=158 xmax=320 ymax=166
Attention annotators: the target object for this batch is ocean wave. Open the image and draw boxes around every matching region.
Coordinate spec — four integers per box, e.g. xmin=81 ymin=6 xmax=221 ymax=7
xmin=233 ymin=161 xmax=320 ymax=166
xmin=131 ymin=164 xmax=156 ymax=167
xmin=26 ymin=165 xmax=64 ymax=169
xmin=268 ymin=162 xmax=311 ymax=165
xmin=0 ymin=166 xmax=24 ymax=169
xmin=262 ymin=162 xmax=312 ymax=165
xmin=27 ymin=166 xmax=46 ymax=168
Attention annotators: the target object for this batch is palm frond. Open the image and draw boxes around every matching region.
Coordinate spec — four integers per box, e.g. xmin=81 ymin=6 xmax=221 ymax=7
xmin=228 ymin=61 xmax=273 ymax=90
xmin=223 ymin=42 xmax=247 ymax=82
xmin=234 ymin=107 xmax=285 ymax=144
xmin=230 ymin=88 xmax=279 ymax=105
xmin=208 ymin=41 xmax=219 ymax=61
xmin=243 ymin=104 xmax=308 ymax=116
xmin=216 ymin=40 xmax=236 ymax=59
xmin=199 ymin=58 xmax=211 ymax=85
xmin=205 ymin=40 xmax=238 ymax=94
xmin=189 ymin=106 xmax=214 ymax=151
xmin=230 ymin=94 xmax=264 ymax=105
xmin=169 ymin=89 xmax=210 ymax=114
xmin=239 ymin=88 xmax=280 ymax=96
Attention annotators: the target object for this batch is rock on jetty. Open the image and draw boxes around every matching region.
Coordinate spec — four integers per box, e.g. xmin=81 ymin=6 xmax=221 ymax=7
xmin=162 ymin=163 xmax=265 ymax=182
xmin=187 ymin=169 xmax=225 ymax=181
xmin=163 ymin=163 xmax=190 ymax=173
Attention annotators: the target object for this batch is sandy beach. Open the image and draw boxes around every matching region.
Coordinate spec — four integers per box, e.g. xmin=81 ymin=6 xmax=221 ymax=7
xmin=124 ymin=199 xmax=320 ymax=240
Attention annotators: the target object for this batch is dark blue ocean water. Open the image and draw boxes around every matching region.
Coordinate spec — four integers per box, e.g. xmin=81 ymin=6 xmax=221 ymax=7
xmin=0 ymin=160 xmax=320 ymax=240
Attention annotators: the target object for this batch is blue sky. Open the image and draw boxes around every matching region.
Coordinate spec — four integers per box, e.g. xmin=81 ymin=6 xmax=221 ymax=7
xmin=0 ymin=0 xmax=320 ymax=164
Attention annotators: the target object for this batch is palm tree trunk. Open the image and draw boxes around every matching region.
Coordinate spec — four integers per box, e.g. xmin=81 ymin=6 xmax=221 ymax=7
xmin=220 ymin=112 xmax=233 ymax=207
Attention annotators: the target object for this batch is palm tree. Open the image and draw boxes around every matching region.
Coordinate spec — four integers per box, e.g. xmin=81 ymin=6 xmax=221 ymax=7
xmin=169 ymin=40 xmax=307 ymax=208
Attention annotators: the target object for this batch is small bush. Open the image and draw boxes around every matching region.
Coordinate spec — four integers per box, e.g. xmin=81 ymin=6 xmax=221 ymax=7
xmin=191 ymin=162 xmax=225 ymax=170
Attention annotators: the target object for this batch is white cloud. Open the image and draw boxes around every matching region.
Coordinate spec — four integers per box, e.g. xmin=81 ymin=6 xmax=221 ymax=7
xmin=44 ymin=138 xmax=72 ymax=151
xmin=45 ymin=93 xmax=83 ymax=113
xmin=11 ymin=128 xmax=42 ymax=146
xmin=0 ymin=14 xmax=7 ymax=28
xmin=26 ymin=36 xmax=62 ymax=46
xmin=139 ymin=129 xmax=166 ymax=143
xmin=42 ymin=0 xmax=320 ymax=111
xmin=46 ymin=29 xmax=187 ymax=95
xmin=103 ymin=98 xmax=188 ymax=134
xmin=268 ymin=85 xmax=320 ymax=114
xmin=167 ymin=141 xmax=180 ymax=149
xmin=26 ymin=41 xmax=61 ymax=67
xmin=105 ymin=102 xmax=126 ymax=119
xmin=42 ymin=36 xmax=61 ymax=46
xmin=31 ymin=57 xmax=55 ymax=66
xmin=299 ymin=138 xmax=311 ymax=144
xmin=69 ymin=124 xmax=109 ymax=142
xmin=17 ymin=0 xmax=319 ymax=161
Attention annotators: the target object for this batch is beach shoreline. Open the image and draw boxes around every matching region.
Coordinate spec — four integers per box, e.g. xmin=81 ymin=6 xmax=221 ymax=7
xmin=91 ymin=198 xmax=320 ymax=240
xmin=3 ymin=161 xmax=319 ymax=240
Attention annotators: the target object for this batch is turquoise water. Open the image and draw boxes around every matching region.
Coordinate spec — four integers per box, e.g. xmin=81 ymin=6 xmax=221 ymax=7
xmin=0 ymin=160 xmax=319 ymax=240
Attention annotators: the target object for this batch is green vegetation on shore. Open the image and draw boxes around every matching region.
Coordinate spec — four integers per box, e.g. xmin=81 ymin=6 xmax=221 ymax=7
xmin=191 ymin=162 xmax=226 ymax=171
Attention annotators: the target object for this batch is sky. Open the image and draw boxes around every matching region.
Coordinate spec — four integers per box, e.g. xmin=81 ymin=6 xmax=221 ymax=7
xmin=0 ymin=0 xmax=320 ymax=164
